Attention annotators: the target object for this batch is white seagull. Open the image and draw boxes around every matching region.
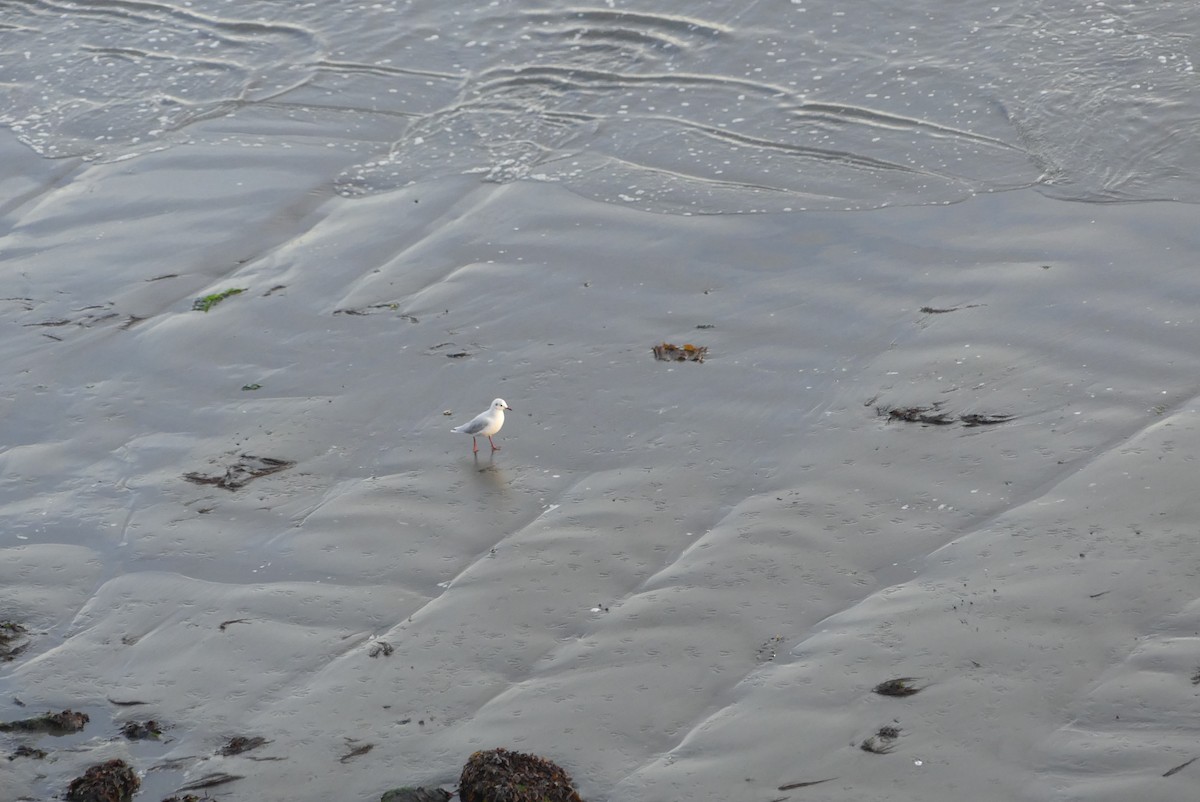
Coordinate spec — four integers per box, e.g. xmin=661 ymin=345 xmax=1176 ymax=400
xmin=451 ymin=398 xmax=512 ymax=453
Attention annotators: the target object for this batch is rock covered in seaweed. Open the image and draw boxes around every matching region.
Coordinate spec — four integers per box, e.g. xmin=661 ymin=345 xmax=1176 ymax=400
xmin=0 ymin=620 xmax=29 ymax=661
xmin=0 ymin=708 xmax=89 ymax=735
xmin=119 ymin=719 xmax=162 ymax=740
xmin=459 ymin=748 xmax=584 ymax=802
xmin=65 ymin=758 xmax=140 ymax=802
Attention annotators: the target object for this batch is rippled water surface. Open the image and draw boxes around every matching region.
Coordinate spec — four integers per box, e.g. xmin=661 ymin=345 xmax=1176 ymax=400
xmin=4 ymin=0 xmax=1197 ymax=211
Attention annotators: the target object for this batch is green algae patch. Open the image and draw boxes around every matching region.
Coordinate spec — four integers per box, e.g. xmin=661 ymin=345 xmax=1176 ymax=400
xmin=192 ymin=288 xmax=246 ymax=312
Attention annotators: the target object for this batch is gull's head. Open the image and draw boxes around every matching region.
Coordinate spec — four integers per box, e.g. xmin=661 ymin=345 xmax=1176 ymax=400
xmin=492 ymin=398 xmax=512 ymax=412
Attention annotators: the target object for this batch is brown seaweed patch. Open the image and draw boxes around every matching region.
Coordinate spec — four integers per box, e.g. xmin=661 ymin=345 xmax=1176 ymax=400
xmin=217 ymin=735 xmax=267 ymax=756
xmin=0 ymin=621 xmax=29 ymax=661
xmin=860 ymin=726 xmax=901 ymax=754
xmin=876 ymin=403 xmax=1013 ymax=427
xmin=878 ymin=403 xmax=954 ymax=425
xmin=652 ymin=342 xmax=708 ymax=363
xmin=959 ymin=412 xmax=1015 ymax=427
xmin=459 ymin=748 xmax=584 ymax=802
xmin=120 ymin=720 xmax=163 ymax=740
xmin=66 ymin=758 xmax=140 ymax=802
xmin=8 ymin=744 xmax=47 ymax=760
xmin=183 ymin=454 xmax=294 ymax=491
xmin=339 ymin=740 xmax=374 ymax=764
xmin=0 ymin=709 xmax=89 ymax=735
xmin=873 ymin=677 xmax=922 ymax=697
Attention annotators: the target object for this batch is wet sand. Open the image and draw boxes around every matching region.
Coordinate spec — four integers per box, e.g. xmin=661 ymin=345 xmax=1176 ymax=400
xmin=3 ymin=112 xmax=1200 ymax=802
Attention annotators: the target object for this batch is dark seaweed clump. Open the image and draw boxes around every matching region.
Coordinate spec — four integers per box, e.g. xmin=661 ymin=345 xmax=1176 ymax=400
xmin=873 ymin=677 xmax=923 ymax=697
xmin=183 ymin=454 xmax=294 ymax=490
xmin=0 ymin=709 xmax=89 ymax=735
xmin=860 ymin=724 xmax=901 ymax=754
xmin=218 ymin=735 xmax=267 ymax=756
xmin=459 ymin=748 xmax=584 ymax=802
xmin=65 ymin=758 xmax=140 ymax=802
xmin=875 ymin=402 xmax=1012 ymax=427
xmin=120 ymin=719 xmax=162 ymax=740
xmin=0 ymin=621 xmax=29 ymax=661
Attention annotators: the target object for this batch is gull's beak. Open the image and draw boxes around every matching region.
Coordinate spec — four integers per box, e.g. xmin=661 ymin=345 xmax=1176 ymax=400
xmin=505 ymin=404 xmax=513 ymax=411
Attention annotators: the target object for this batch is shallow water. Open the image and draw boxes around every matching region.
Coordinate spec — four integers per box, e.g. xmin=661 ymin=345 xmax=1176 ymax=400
xmin=2 ymin=2 xmax=1200 ymax=801
xmin=4 ymin=0 xmax=1198 ymax=210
